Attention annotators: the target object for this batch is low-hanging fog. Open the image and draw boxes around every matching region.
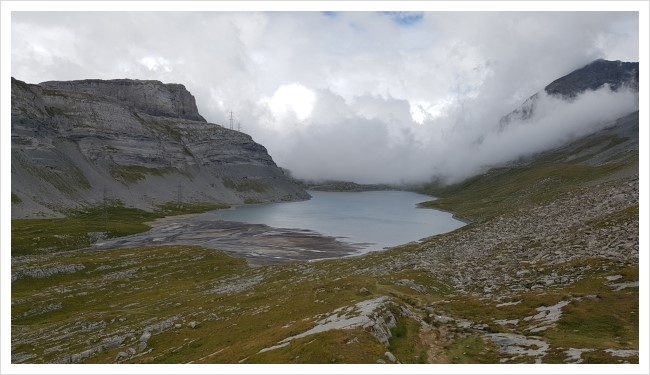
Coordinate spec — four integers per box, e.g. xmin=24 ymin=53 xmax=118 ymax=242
xmin=11 ymin=10 xmax=639 ymax=184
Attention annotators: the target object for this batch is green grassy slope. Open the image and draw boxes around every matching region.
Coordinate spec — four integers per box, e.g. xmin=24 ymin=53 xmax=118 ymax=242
xmin=11 ymin=202 xmax=228 ymax=256
xmin=418 ymin=113 xmax=638 ymax=222
xmin=419 ymin=157 xmax=636 ymax=222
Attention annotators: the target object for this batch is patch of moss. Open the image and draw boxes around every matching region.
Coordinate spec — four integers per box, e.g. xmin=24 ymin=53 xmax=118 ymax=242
xmin=19 ymin=160 xmax=91 ymax=195
xmin=419 ymin=157 xmax=637 ymax=222
xmin=155 ymin=202 xmax=230 ymax=216
xmin=586 ymin=205 xmax=638 ymax=229
xmin=543 ymin=292 xmax=638 ymax=350
xmin=137 ymin=115 xmax=193 ymax=156
xmin=570 ymin=135 xmax=619 ymax=156
xmin=41 ymin=88 xmax=68 ymax=97
xmin=109 ymin=165 xmax=176 ymax=184
xmin=582 ymin=350 xmax=638 ymax=364
xmin=12 ymin=193 xmax=23 ymax=204
xmin=11 ymin=202 xmax=228 ymax=256
xmin=247 ymin=329 xmax=385 ymax=364
xmin=44 ymin=106 xmax=67 ymax=117
xmin=387 ymin=316 xmax=427 ymax=363
xmin=445 ymin=336 xmax=501 ymax=364
xmin=223 ymin=177 xmax=268 ymax=193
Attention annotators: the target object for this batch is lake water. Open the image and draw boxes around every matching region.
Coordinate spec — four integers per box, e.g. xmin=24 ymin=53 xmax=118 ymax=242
xmin=201 ymin=190 xmax=466 ymax=254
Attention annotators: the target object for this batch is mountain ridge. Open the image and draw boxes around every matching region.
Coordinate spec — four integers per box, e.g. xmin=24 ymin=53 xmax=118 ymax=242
xmin=39 ymin=79 xmax=207 ymax=122
xmin=545 ymin=59 xmax=639 ymax=98
xmin=11 ymin=78 xmax=309 ymax=218
xmin=500 ymin=59 xmax=638 ymax=127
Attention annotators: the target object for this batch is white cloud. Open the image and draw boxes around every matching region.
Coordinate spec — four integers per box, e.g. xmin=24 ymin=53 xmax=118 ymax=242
xmin=261 ymin=83 xmax=316 ymax=124
xmin=409 ymin=97 xmax=457 ymax=124
xmin=10 ymin=11 xmax=639 ymax=184
xmin=435 ymin=87 xmax=640 ymax=183
xmin=137 ymin=56 xmax=173 ymax=72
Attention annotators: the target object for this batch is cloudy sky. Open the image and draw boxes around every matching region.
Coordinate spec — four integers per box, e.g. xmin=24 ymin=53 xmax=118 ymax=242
xmin=10 ymin=8 xmax=640 ymax=184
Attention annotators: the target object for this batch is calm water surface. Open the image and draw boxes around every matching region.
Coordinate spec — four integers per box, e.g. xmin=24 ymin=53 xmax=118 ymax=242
xmin=202 ymin=190 xmax=466 ymax=253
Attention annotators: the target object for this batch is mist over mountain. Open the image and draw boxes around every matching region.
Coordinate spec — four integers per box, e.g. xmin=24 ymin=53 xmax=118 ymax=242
xmin=445 ymin=58 xmax=641 ymax=184
xmin=545 ymin=59 xmax=639 ymax=98
xmin=285 ymin=59 xmax=639 ymax=185
xmin=11 ymin=11 xmax=639 ymax=186
xmin=500 ymin=59 xmax=639 ymax=126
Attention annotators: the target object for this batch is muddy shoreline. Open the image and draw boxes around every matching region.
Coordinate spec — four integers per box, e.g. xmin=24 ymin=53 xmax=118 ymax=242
xmin=93 ymin=215 xmax=371 ymax=266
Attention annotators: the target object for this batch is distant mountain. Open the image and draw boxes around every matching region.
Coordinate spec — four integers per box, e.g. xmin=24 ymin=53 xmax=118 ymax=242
xmin=500 ymin=59 xmax=639 ymax=126
xmin=11 ymin=78 xmax=309 ymax=218
xmin=297 ymin=179 xmax=396 ymax=192
xmin=545 ymin=59 xmax=639 ymax=98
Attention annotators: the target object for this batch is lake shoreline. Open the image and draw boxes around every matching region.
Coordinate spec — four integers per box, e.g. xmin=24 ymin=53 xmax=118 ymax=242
xmin=94 ymin=191 xmax=467 ymax=266
xmin=95 ymin=217 xmax=366 ymax=266
xmin=207 ymin=190 xmax=466 ymax=251
xmin=418 ymin=204 xmax=474 ymax=225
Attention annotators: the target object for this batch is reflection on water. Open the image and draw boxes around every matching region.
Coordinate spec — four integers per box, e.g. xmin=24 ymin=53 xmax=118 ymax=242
xmin=200 ymin=190 xmax=466 ymax=253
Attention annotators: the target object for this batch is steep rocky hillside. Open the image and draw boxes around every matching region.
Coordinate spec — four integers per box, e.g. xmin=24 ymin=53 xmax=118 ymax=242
xmin=11 ymin=78 xmax=309 ymax=218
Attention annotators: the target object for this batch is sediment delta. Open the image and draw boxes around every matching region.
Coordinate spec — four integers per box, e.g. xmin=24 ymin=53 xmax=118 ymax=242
xmin=93 ymin=216 xmax=368 ymax=265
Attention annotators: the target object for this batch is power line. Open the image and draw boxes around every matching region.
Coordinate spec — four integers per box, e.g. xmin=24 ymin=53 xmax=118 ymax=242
xmin=229 ymin=110 xmax=234 ymax=130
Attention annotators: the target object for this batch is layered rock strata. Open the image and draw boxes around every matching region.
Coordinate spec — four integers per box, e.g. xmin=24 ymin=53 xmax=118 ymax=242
xmin=11 ymin=78 xmax=309 ymax=218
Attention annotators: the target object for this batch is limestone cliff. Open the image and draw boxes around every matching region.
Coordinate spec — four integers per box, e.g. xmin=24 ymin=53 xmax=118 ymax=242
xmin=40 ymin=79 xmax=207 ymax=122
xmin=11 ymin=78 xmax=310 ymax=218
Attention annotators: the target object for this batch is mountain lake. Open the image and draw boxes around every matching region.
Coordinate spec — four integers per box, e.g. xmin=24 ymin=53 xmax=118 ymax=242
xmin=200 ymin=190 xmax=467 ymax=254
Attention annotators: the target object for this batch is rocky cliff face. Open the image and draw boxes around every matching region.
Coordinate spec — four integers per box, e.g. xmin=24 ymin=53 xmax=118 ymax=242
xmin=40 ymin=79 xmax=207 ymax=122
xmin=500 ymin=59 xmax=639 ymax=126
xmin=11 ymin=78 xmax=309 ymax=218
xmin=544 ymin=59 xmax=639 ymax=98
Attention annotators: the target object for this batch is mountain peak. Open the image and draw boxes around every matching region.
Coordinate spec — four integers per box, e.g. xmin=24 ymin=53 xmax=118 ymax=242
xmin=499 ymin=59 xmax=638 ymax=127
xmin=544 ymin=59 xmax=639 ymax=98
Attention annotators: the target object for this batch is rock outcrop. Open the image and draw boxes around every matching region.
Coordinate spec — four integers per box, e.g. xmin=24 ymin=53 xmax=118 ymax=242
xmin=11 ymin=78 xmax=310 ymax=218
xmin=40 ymin=79 xmax=207 ymax=122
xmin=544 ymin=59 xmax=639 ymax=99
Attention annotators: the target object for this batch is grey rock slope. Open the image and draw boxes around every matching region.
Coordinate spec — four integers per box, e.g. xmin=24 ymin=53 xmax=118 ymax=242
xmin=500 ymin=59 xmax=639 ymax=126
xmin=11 ymin=78 xmax=309 ymax=218
xmin=553 ymin=110 xmax=639 ymax=166
xmin=40 ymin=79 xmax=207 ymax=122
xmin=506 ymin=109 xmax=639 ymax=170
xmin=545 ymin=59 xmax=639 ymax=98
